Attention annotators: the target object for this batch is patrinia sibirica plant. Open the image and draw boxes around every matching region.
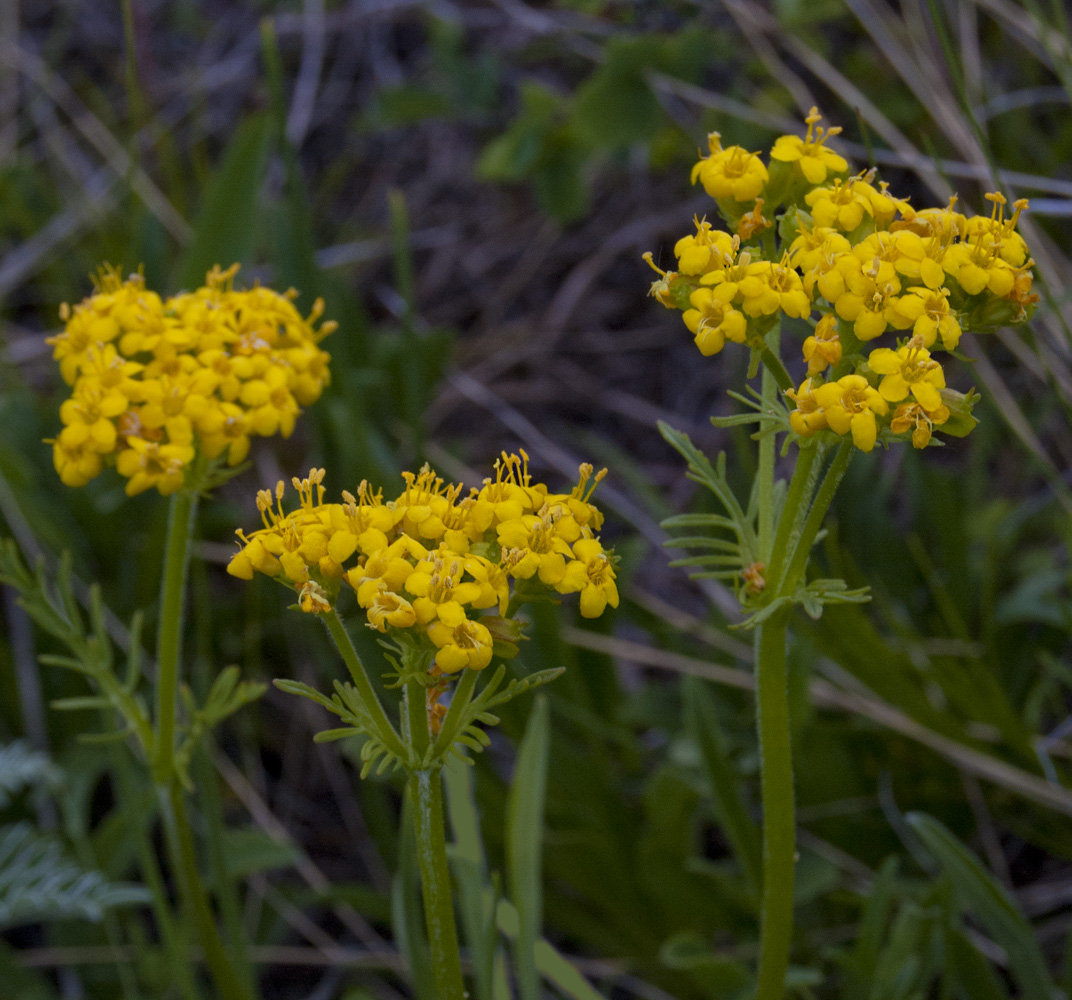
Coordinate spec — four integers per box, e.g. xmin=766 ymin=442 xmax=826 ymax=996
xmin=227 ymin=454 xmax=617 ymax=1000
xmin=0 ymin=264 xmax=336 ymax=1000
xmin=646 ymin=108 xmax=1036 ymax=1000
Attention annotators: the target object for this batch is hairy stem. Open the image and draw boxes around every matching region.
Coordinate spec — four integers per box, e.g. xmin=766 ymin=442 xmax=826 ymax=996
xmin=756 ymin=331 xmax=780 ymax=559
xmin=781 ymin=439 xmax=854 ymax=596
xmin=409 ymin=767 xmax=466 ymax=1000
xmin=321 ymin=608 xmax=408 ymax=762
xmin=152 ymin=489 xmax=198 ymax=784
xmin=760 ymin=345 xmax=794 ymax=394
xmin=754 ymin=608 xmax=795 ymax=1000
xmin=764 ymin=445 xmax=819 ymax=593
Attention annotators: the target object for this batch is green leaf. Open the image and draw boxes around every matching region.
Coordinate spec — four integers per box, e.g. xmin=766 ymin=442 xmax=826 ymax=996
xmin=0 ymin=823 xmax=149 ymax=928
xmin=497 ymin=900 xmax=607 ymax=1000
xmin=477 ymin=83 xmax=560 ymax=182
xmin=444 ymin=757 xmax=496 ymax=1000
xmin=570 ymin=39 xmax=665 ymax=148
xmin=221 ymin=827 xmax=298 ymax=881
xmin=506 ymin=696 xmax=550 ymax=1000
xmin=907 ymin=812 xmax=1053 ymax=1000
xmin=658 ymin=931 xmax=751 ymax=990
xmin=0 ymin=742 xmax=62 ymax=807
xmin=177 ymin=113 xmax=271 ymax=289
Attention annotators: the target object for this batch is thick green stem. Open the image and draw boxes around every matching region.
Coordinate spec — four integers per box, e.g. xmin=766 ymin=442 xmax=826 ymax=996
xmin=322 ymin=608 xmax=408 ymax=762
xmin=410 ymin=768 xmax=466 ymax=1000
xmin=153 ymin=489 xmax=198 ymax=784
xmin=765 ymin=445 xmax=819 ymax=594
xmin=161 ymin=785 xmax=254 ymax=1000
xmin=754 ymin=609 xmax=795 ymax=1000
xmin=781 ymin=440 xmax=854 ymax=596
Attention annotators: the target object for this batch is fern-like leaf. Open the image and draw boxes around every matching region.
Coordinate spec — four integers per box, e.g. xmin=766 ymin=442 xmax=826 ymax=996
xmin=0 ymin=823 xmax=149 ymax=928
xmin=0 ymin=743 xmax=62 ymax=809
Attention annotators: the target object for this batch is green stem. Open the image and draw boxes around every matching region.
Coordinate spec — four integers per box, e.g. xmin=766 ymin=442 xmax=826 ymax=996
xmin=405 ymin=679 xmax=430 ymax=756
xmin=409 ymin=768 xmax=466 ymax=1000
xmin=754 ymin=608 xmax=795 ymax=1000
xmin=781 ymin=440 xmax=854 ymax=596
xmin=760 ymin=346 xmax=794 ymax=394
xmin=756 ymin=347 xmax=779 ymax=559
xmin=195 ymin=741 xmax=258 ymax=997
xmin=161 ymin=785 xmax=254 ymax=1000
xmin=321 ymin=608 xmax=408 ymax=762
xmin=114 ymin=751 xmax=202 ymax=1000
xmin=152 ymin=489 xmax=198 ymax=784
xmin=764 ymin=445 xmax=818 ymax=594
xmin=430 ymin=667 xmax=478 ymax=759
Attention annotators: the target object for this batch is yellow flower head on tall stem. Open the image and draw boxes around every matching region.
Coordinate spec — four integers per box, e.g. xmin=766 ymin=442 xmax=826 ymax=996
xmin=229 ymin=463 xmax=616 ymax=661
xmin=48 ymin=266 xmax=334 ymax=497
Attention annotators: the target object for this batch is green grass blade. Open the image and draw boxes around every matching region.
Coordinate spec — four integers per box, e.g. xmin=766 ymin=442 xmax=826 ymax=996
xmin=445 ymin=755 xmax=495 ymax=1000
xmin=683 ymin=676 xmax=761 ymax=902
xmin=497 ymin=900 xmax=605 ymax=1000
xmin=176 ymin=113 xmax=271 ymax=289
xmin=907 ymin=812 xmax=1053 ymax=1000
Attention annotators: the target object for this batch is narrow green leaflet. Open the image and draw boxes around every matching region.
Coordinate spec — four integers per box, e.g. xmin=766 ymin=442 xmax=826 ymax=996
xmin=907 ymin=812 xmax=1053 ymax=1000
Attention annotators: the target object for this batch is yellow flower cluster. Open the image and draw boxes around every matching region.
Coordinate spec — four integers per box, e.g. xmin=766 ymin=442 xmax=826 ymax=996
xmin=646 ymin=107 xmax=1038 ymax=453
xmin=227 ymin=456 xmax=618 ymax=674
xmin=47 ymin=265 xmax=334 ymax=495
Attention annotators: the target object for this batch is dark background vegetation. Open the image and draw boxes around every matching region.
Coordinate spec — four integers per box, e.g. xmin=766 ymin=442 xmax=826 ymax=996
xmin=1 ymin=0 xmax=1071 ymax=997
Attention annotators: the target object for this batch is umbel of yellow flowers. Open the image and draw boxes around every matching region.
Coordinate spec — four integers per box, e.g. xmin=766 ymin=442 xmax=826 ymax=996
xmin=47 ymin=265 xmax=334 ymax=495
xmin=227 ymin=456 xmax=618 ymax=674
xmin=647 ymin=108 xmax=1037 ymax=453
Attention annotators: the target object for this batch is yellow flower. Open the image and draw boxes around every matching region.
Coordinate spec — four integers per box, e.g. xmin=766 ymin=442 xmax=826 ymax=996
xmin=802 ymin=314 xmax=841 ymax=376
xmin=812 ymin=374 xmax=889 ymax=452
xmin=496 ymin=507 xmax=575 ymax=586
xmin=889 ymin=230 xmax=948 ymax=290
xmin=427 ymin=608 xmax=494 ymax=673
xmin=805 ymin=178 xmax=875 ymax=232
xmin=691 ymin=133 xmax=768 ymax=202
xmin=834 ymin=264 xmax=912 ymax=341
xmin=365 ymin=585 xmax=418 ymax=632
xmin=789 ymin=225 xmax=851 ymax=274
xmin=558 ymin=538 xmax=619 ymax=618
xmin=682 ymin=287 xmax=748 ymax=356
xmin=673 ymin=218 xmax=737 ymax=277
xmin=895 ymin=286 xmax=962 ymax=350
xmin=769 ymin=107 xmax=848 ymax=185
xmin=962 ymin=193 xmax=1031 ymax=268
xmin=115 ymin=437 xmax=194 ymax=496
xmin=786 ymin=378 xmax=828 ymax=437
xmin=867 ymin=336 xmax=946 ymax=410
xmin=49 ymin=430 xmax=104 ymax=488
xmin=48 ymin=265 xmax=334 ymax=495
xmin=404 ymin=547 xmax=485 ymax=625
xmin=890 ymin=399 xmax=951 ymax=449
